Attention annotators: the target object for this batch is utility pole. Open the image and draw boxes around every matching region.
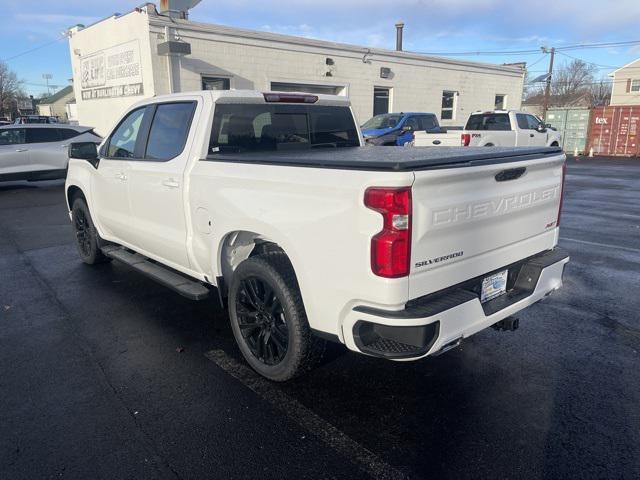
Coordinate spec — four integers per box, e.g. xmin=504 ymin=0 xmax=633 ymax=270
xmin=42 ymin=74 xmax=53 ymax=96
xmin=541 ymin=47 xmax=555 ymax=121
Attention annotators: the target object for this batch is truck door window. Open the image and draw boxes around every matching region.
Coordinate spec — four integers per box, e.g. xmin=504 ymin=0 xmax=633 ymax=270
xmin=526 ymin=115 xmax=542 ymax=130
xmin=404 ymin=117 xmax=420 ymax=130
xmin=145 ymin=102 xmax=196 ymax=161
xmin=516 ymin=114 xmax=529 ymax=129
xmin=107 ymin=108 xmax=146 ymax=159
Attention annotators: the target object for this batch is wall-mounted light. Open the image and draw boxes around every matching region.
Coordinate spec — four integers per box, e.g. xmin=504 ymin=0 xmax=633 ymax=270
xmin=326 ymin=57 xmax=335 ymax=66
xmin=380 ymin=67 xmax=392 ymax=79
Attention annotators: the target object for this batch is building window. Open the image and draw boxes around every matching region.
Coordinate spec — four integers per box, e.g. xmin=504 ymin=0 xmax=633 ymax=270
xmin=495 ymin=94 xmax=507 ymax=110
xmin=373 ymin=87 xmax=390 ymax=116
xmin=631 ymin=79 xmax=640 ymax=92
xmin=441 ymin=91 xmax=456 ymax=120
xmin=202 ymin=77 xmax=230 ymax=90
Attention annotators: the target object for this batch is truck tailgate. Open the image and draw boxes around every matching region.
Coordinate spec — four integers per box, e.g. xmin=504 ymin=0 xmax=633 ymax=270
xmin=412 ymin=131 xmax=460 ymax=147
xmin=409 ymin=152 xmax=565 ymax=300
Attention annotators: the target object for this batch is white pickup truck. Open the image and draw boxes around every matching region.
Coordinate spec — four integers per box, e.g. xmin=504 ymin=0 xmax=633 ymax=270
xmin=65 ymin=90 xmax=569 ymax=381
xmin=413 ymin=110 xmax=562 ymax=148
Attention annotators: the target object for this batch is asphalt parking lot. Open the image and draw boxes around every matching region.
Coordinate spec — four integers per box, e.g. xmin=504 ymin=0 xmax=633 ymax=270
xmin=1 ymin=156 xmax=639 ymax=480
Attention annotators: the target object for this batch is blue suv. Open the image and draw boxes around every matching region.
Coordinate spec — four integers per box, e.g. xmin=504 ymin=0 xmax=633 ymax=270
xmin=361 ymin=112 xmax=440 ymax=146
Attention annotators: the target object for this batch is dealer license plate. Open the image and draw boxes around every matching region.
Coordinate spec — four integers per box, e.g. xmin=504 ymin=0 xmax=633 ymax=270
xmin=481 ymin=269 xmax=508 ymax=303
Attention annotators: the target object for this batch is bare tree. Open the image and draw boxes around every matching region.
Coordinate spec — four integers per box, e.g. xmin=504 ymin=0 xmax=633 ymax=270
xmin=551 ymin=59 xmax=596 ymax=100
xmin=0 ymin=61 xmax=24 ymax=118
xmin=589 ymin=79 xmax=612 ymax=107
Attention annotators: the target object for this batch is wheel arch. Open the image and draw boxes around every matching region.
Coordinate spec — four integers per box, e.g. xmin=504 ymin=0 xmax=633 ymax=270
xmin=66 ymin=184 xmax=85 ymax=211
xmin=216 ymin=230 xmax=294 ymax=297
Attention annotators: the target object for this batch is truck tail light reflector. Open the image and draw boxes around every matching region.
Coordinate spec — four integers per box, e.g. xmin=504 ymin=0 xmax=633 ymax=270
xmin=557 ymin=163 xmax=567 ymax=227
xmin=461 ymin=133 xmax=471 ymax=146
xmin=263 ymin=93 xmax=318 ymax=103
xmin=364 ymin=187 xmax=412 ymax=278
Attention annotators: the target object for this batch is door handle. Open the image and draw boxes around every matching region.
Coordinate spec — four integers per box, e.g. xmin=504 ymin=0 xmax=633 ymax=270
xmin=61 ymin=144 xmax=68 ymax=148
xmin=529 ymin=134 xmax=535 ymax=138
xmin=162 ymin=179 xmax=180 ymax=189
xmin=15 ymin=148 xmax=28 ymax=152
xmin=115 ymin=172 xmax=127 ymax=181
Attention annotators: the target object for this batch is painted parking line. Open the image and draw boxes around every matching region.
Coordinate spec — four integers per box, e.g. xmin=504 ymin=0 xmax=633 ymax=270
xmin=560 ymin=237 xmax=640 ymax=254
xmin=205 ymin=349 xmax=414 ymax=480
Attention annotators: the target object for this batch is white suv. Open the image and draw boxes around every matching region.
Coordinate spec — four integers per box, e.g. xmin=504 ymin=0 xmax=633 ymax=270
xmin=0 ymin=124 xmax=101 ymax=182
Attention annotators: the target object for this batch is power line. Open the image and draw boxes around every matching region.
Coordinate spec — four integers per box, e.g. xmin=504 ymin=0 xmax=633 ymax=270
xmin=555 ymin=51 xmax=619 ymax=69
xmin=405 ymin=39 xmax=640 ymax=57
xmin=0 ymin=35 xmax=66 ymax=63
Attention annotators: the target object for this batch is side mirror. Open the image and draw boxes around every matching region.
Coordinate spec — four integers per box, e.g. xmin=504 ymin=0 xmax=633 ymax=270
xmin=536 ymin=124 xmax=547 ymax=133
xmin=401 ymin=125 xmax=413 ymax=132
xmin=69 ymin=142 xmax=100 ymax=168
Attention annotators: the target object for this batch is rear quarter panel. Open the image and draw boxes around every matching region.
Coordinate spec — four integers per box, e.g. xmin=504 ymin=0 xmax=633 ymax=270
xmin=188 ymin=160 xmax=414 ymax=339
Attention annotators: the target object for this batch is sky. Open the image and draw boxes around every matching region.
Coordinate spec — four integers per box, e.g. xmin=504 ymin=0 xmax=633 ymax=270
xmin=1 ymin=0 xmax=639 ymax=97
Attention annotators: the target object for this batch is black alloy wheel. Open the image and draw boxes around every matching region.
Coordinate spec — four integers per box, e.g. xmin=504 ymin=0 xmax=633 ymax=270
xmin=228 ymin=252 xmax=325 ymax=381
xmin=236 ymin=276 xmax=289 ymax=365
xmin=71 ymin=197 xmax=109 ymax=265
xmin=74 ymin=207 xmax=92 ymax=258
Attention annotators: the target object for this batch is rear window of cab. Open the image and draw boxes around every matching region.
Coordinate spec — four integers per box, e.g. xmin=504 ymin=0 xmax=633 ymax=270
xmin=465 ymin=113 xmax=511 ymax=131
xmin=209 ymin=104 xmax=360 ymax=153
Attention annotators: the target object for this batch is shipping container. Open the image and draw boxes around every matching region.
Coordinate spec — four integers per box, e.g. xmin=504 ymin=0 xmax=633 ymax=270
xmin=588 ymin=105 xmax=640 ymax=157
xmin=545 ymin=107 xmax=590 ymax=154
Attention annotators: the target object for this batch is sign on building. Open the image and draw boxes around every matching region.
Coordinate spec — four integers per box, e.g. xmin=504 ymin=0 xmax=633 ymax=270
xmin=80 ymin=40 xmax=144 ymax=100
xmin=16 ymin=98 xmax=33 ymax=110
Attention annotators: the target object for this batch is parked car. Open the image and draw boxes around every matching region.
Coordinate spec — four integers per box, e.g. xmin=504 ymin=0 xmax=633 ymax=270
xmin=416 ymin=110 xmax=562 ymax=148
xmin=0 ymin=117 xmax=11 ymax=126
xmin=0 ymin=125 xmax=101 ymax=182
xmin=361 ymin=112 xmax=459 ymax=146
xmin=13 ymin=115 xmax=59 ymax=124
xmin=65 ymin=90 xmax=569 ymax=381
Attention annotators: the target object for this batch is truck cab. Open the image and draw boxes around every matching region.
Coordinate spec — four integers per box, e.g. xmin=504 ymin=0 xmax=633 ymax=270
xmin=461 ymin=110 xmax=562 ymax=148
xmin=361 ymin=112 xmax=440 ymax=146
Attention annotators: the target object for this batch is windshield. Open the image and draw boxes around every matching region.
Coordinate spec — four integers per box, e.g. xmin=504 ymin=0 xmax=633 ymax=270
xmin=362 ymin=114 xmax=402 ymax=130
xmin=209 ymin=104 xmax=360 ymax=153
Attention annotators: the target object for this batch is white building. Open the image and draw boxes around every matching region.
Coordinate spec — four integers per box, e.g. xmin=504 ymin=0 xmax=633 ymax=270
xmin=609 ymin=58 xmax=640 ymax=106
xmin=67 ymin=2 xmax=526 ymax=135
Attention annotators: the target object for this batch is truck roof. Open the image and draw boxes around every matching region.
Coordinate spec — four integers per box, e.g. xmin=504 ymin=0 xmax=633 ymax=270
xmin=147 ymin=89 xmax=352 ymax=107
xmin=208 ymin=146 xmax=563 ymax=172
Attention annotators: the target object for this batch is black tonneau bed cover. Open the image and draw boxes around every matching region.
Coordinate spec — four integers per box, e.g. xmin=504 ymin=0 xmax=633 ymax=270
xmin=206 ymin=146 xmax=563 ymax=171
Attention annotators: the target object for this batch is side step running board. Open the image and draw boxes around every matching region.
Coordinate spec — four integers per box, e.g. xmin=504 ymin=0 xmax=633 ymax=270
xmin=102 ymin=246 xmax=210 ymax=301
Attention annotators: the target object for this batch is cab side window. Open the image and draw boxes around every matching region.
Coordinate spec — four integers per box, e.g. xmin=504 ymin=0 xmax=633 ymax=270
xmin=404 ymin=117 xmax=420 ymax=130
xmin=26 ymin=128 xmax=60 ymax=144
xmin=526 ymin=115 xmax=542 ymax=130
xmin=145 ymin=102 xmax=196 ymax=161
xmin=0 ymin=129 xmax=25 ymax=145
xmin=107 ymin=108 xmax=146 ymax=159
xmin=516 ymin=114 xmax=529 ymax=130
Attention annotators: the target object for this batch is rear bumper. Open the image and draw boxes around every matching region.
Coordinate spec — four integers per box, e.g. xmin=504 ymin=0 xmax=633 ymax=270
xmin=343 ymin=248 xmax=569 ymax=360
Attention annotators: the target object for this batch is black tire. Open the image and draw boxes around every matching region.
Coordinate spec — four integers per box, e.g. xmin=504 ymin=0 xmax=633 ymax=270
xmin=551 ymin=142 xmax=559 ymax=147
xmin=71 ymin=197 xmax=110 ymax=265
xmin=229 ymin=252 xmax=325 ymax=382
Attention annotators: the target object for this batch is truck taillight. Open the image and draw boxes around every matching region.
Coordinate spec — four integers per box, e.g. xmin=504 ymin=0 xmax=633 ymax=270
xmin=263 ymin=93 xmax=318 ymax=103
xmin=364 ymin=187 xmax=412 ymax=278
xmin=461 ymin=133 xmax=471 ymax=146
xmin=557 ymin=163 xmax=567 ymax=227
